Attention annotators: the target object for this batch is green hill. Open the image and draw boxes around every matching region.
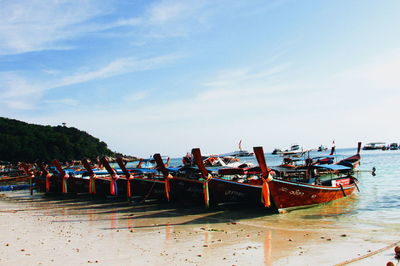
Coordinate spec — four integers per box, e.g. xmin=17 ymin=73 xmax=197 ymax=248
xmin=0 ymin=117 xmax=116 ymax=163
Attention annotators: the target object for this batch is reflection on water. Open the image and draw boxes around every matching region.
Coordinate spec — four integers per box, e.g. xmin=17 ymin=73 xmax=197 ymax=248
xmin=264 ymin=231 xmax=271 ymax=266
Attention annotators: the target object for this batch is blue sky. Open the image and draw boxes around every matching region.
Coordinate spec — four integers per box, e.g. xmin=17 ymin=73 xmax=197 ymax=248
xmin=1 ymin=0 xmax=400 ymax=157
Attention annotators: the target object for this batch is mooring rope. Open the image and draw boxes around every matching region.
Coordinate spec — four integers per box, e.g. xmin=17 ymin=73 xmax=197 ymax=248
xmin=334 ymin=240 xmax=400 ymax=266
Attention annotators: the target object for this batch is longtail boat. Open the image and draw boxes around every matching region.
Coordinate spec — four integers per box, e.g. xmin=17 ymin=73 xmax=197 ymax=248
xmin=33 ymin=162 xmax=51 ymax=192
xmin=253 ymin=146 xmax=359 ymax=212
xmin=191 ymin=148 xmax=266 ymax=209
xmin=116 ymin=156 xmax=167 ymax=202
xmin=0 ymin=168 xmax=25 ymax=178
xmin=190 ymin=147 xmax=359 ymax=212
xmin=79 ymin=157 xmax=129 ymax=197
xmin=154 ymin=151 xmax=207 ymax=206
xmin=1 ymin=164 xmax=30 ymax=183
xmin=336 ymin=142 xmax=362 ymax=168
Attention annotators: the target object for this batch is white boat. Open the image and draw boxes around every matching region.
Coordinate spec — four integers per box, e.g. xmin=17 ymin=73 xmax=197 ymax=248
xmin=362 ymin=142 xmax=386 ymax=150
xmin=219 ymin=140 xmax=254 ymax=157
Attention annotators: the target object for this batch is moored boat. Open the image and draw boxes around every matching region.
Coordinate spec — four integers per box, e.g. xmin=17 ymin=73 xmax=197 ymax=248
xmin=219 ymin=140 xmax=254 ymax=158
xmin=118 ymin=155 xmax=169 ymax=202
xmin=253 ymin=146 xmax=359 ymax=212
xmin=362 ymin=142 xmax=386 ymax=150
xmin=389 ymin=143 xmax=399 ymax=150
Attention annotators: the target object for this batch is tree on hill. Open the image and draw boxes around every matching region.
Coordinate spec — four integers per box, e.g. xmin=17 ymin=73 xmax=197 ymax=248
xmin=0 ymin=117 xmax=116 ymax=163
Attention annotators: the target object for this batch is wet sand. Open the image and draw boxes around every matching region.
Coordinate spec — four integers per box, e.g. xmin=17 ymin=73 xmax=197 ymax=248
xmin=0 ymin=191 xmax=398 ymax=265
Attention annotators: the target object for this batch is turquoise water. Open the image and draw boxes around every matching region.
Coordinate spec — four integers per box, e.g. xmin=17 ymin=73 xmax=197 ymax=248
xmin=165 ymin=148 xmax=400 ymax=232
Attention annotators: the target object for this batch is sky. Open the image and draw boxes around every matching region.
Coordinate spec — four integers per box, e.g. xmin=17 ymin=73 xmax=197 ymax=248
xmin=1 ymin=0 xmax=400 ymax=157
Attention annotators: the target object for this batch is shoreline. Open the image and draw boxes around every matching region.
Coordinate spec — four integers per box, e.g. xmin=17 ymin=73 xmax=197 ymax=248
xmin=0 ymin=191 xmax=398 ymax=265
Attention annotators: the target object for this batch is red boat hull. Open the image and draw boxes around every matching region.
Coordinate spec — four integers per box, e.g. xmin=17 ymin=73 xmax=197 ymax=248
xmin=268 ymin=179 xmax=356 ymax=210
xmin=206 ymin=177 xmax=356 ymax=211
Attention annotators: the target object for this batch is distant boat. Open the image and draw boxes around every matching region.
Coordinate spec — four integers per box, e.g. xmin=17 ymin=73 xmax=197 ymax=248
xmin=219 ymin=140 xmax=254 ymax=157
xmin=271 ymin=148 xmax=282 ymax=155
xmin=317 ymin=145 xmax=327 ymax=152
xmin=289 ymin=144 xmax=300 ymax=151
xmin=389 ymin=143 xmax=399 ymax=150
xmin=271 ymin=144 xmax=301 ymax=155
xmin=362 ymin=142 xmax=386 ymax=150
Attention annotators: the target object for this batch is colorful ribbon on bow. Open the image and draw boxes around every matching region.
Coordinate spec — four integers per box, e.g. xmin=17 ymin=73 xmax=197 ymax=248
xmin=61 ymin=173 xmax=69 ymax=194
xmin=203 ymin=174 xmax=213 ymax=208
xmin=126 ymin=177 xmax=132 ymax=199
xmin=89 ymin=174 xmax=96 ymax=194
xmin=261 ymin=173 xmax=273 ymax=207
xmin=45 ymin=173 xmax=52 ymax=192
xmin=164 ymin=174 xmax=173 ymax=201
xmin=110 ymin=174 xmax=118 ymax=196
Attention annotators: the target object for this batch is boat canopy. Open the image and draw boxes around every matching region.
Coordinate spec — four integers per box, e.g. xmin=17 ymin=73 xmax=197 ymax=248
xmin=314 ymin=164 xmax=352 ymax=171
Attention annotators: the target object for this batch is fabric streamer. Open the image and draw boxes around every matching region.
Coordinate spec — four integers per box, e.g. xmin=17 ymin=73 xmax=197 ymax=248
xmin=110 ymin=175 xmax=118 ymax=196
xmin=127 ymin=178 xmax=131 ymax=198
xmin=203 ymin=174 xmax=212 ymax=208
xmin=164 ymin=174 xmax=172 ymax=201
xmin=89 ymin=175 xmax=96 ymax=194
xmin=62 ymin=174 xmax=68 ymax=193
xmin=45 ymin=173 xmax=51 ymax=192
xmin=261 ymin=173 xmax=273 ymax=207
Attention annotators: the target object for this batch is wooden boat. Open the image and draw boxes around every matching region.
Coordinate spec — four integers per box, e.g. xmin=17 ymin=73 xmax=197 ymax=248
xmin=190 ymin=147 xmax=358 ymax=212
xmin=31 ymin=162 xmax=63 ymax=194
xmin=273 ymin=142 xmax=361 ymax=178
xmin=336 ymin=142 xmax=362 ymax=168
xmin=253 ymin=146 xmax=359 ymax=212
xmin=191 ymin=147 xmax=265 ymax=208
xmin=117 ymin=156 xmax=167 ymax=202
xmin=0 ymin=167 xmax=28 ymax=182
xmin=0 ymin=172 xmax=30 ymax=183
xmin=153 ymin=153 xmax=205 ymax=205
xmin=81 ymin=157 xmax=155 ymax=198
xmin=159 ymin=149 xmax=255 ymax=206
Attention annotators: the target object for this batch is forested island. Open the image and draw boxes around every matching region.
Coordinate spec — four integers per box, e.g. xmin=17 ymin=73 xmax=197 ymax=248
xmin=0 ymin=117 xmax=117 ymax=163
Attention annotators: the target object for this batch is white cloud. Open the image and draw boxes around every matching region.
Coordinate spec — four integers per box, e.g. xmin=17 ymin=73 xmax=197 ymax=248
xmin=201 ymin=63 xmax=291 ymax=97
xmin=59 ymin=54 xmax=183 ymax=88
xmin=147 ymin=1 xmax=194 ymax=25
xmin=0 ymin=0 xmax=108 ymax=55
xmin=43 ymin=98 xmax=79 ymax=106
xmin=0 ymin=0 xmax=214 ymax=55
xmin=0 ymin=54 xmax=183 ymax=108
xmin=334 ymin=48 xmax=400 ymax=90
xmin=125 ymin=91 xmax=150 ymax=102
xmin=118 ymin=0 xmax=213 ymax=39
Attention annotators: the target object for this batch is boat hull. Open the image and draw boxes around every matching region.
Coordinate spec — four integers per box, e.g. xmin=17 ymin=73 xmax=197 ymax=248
xmin=205 ymin=177 xmax=356 ymax=211
xmin=208 ymin=177 xmax=266 ymax=207
xmin=130 ymin=177 xmax=166 ymax=201
xmin=168 ymin=177 xmax=204 ymax=205
xmin=34 ymin=176 xmax=128 ymax=197
xmin=268 ymin=179 xmax=356 ymax=210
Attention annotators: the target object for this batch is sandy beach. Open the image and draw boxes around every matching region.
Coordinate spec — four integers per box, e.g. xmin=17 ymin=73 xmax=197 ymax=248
xmin=0 ymin=191 xmax=398 ymax=266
